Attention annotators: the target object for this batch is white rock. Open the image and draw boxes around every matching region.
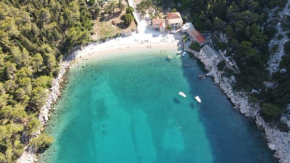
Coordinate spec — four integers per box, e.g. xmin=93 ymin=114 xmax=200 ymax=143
xmin=268 ymin=143 xmax=276 ymax=150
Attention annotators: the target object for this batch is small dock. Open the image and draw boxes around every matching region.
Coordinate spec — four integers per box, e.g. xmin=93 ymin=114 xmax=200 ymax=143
xmin=198 ymin=74 xmax=207 ymax=79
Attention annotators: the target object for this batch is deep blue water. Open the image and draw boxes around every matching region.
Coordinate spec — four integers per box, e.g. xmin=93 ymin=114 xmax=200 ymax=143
xmin=39 ymin=49 xmax=277 ymax=163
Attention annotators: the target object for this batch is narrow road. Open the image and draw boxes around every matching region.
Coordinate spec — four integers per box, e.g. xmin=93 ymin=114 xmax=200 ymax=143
xmin=127 ymin=0 xmax=140 ymax=24
xmin=127 ymin=0 xmax=149 ymax=34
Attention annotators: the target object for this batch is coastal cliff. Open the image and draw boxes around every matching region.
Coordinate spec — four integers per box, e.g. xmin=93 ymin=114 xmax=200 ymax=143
xmin=185 ymin=34 xmax=289 ymax=162
xmin=219 ymin=77 xmax=290 ymax=163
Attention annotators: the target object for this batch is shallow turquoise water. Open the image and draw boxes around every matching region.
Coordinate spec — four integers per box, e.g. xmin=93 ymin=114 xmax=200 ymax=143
xmin=40 ymin=49 xmax=277 ymax=163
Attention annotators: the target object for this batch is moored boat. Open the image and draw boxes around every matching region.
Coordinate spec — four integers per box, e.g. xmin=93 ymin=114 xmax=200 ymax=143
xmin=195 ymin=96 xmax=201 ymax=103
xmin=179 ymin=92 xmax=186 ymax=98
xmin=181 ymin=51 xmax=186 ymax=56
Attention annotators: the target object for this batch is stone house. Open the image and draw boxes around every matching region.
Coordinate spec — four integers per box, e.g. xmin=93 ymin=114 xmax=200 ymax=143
xmin=199 ymin=45 xmax=219 ymax=67
xmin=151 ymin=18 xmax=166 ymax=32
xmin=166 ymin=12 xmax=183 ymax=29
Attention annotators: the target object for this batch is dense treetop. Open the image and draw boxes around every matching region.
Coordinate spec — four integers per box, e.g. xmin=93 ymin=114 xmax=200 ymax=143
xmin=0 ymin=0 xmax=93 ymax=162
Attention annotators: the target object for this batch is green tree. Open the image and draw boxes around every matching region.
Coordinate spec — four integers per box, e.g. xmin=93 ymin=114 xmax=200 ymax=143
xmin=39 ymin=8 xmax=51 ymax=25
xmin=189 ymin=42 xmax=201 ymax=51
xmin=261 ymin=103 xmax=284 ymax=121
xmin=30 ymin=134 xmax=53 ymax=151
xmin=217 ymin=60 xmax=226 ymax=71
xmin=0 ymin=1 xmax=93 ymax=161
xmin=122 ymin=14 xmax=134 ymax=25
xmin=214 ymin=17 xmax=226 ymax=31
xmin=109 ymin=1 xmax=117 ymax=13
xmin=33 ymin=76 xmax=52 ymax=88
xmin=31 ymin=53 xmax=44 ymax=72
xmin=31 ymin=87 xmax=48 ymax=108
xmin=284 ymin=41 xmax=290 ymax=55
xmin=87 ymin=0 xmax=95 ymax=5
xmin=141 ymin=10 xmax=146 ymax=17
xmin=126 ymin=7 xmax=134 ymax=14
xmin=27 ymin=118 xmax=41 ymax=134
xmin=118 ymin=0 xmax=125 ymax=11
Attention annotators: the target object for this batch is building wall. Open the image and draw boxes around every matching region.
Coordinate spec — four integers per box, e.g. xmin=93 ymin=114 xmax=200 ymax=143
xmin=169 ymin=22 xmax=182 ymax=29
xmin=153 ymin=24 xmax=159 ymax=29
xmin=199 ymin=50 xmax=211 ymax=67
xmin=153 ymin=24 xmax=165 ymax=31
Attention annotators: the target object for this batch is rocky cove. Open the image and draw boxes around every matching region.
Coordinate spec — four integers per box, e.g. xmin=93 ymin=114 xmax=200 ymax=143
xmin=219 ymin=76 xmax=290 ymax=163
xmin=187 ymin=45 xmax=290 ymax=163
xmin=17 ymin=34 xmax=289 ymax=163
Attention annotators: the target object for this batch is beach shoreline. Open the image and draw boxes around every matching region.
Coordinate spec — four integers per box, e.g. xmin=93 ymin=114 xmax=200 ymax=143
xmin=17 ymin=32 xmax=183 ymax=163
xmin=18 ymin=29 xmax=289 ymax=163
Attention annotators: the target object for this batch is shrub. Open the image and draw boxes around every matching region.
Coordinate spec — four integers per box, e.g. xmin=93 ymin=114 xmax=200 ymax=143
xmin=261 ymin=103 xmax=284 ymax=121
xmin=119 ymin=3 xmax=125 ymax=11
xmin=30 ymin=134 xmax=53 ymax=152
xmin=249 ymin=96 xmax=259 ymax=103
xmin=189 ymin=41 xmax=201 ymax=51
xmin=126 ymin=7 xmax=134 ymax=14
xmin=277 ymin=34 xmax=284 ymax=40
xmin=284 ymin=41 xmax=290 ymax=55
xmin=287 ymin=32 xmax=290 ymax=38
xmin=87 ymin=0 xmax=95 ymax=5
xmin=122 ymin=14 xmax=134 ymax=25
xmin=216 ymin=42 xmax=228 ymax=51
xmin=217 ymin=60 xmax=226 ymax=71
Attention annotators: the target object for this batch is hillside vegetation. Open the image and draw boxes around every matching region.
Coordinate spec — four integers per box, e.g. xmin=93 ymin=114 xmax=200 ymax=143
xmin=0 ymin=0 xmax=93 ymax=162
xmin=168 ymin=0 xmax=290 ymax=126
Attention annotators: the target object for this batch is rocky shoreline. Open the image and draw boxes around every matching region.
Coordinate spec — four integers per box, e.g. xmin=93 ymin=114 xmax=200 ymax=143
xmin=16 ymin=48 xmax=80 ymax=163
xmin=185 ymin=33 xmax=290 ymax=163
xmin=17 ymin=34 xmax=289 ymax=162
xmin=217 ymin=76 xmax=290 ymax=163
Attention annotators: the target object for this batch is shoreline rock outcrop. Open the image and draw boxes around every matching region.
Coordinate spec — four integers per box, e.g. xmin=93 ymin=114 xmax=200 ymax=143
xmin=217 ymin=76 xmax=290 ymax=163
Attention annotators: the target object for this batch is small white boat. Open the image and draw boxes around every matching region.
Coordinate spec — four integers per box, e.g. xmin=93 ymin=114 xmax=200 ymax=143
xmin=167 ymin=55 xmax=173 ymax=59
xmin=195 ymin=96 xmax=201 ymax=103
xmin=181 ymin=51 xmax=186 ymax=56
xmin=179 ymin=92 xmax=186 ymax=98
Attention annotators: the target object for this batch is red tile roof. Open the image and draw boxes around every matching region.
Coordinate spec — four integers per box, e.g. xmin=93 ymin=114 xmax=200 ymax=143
xmin=167 ymin=12 xmax=181 ymax=19
xmin=152 ymin=19 xmax=165 ymax=25
xmin=189 ymin=29 xmax=206 ymax=44
xmin=167 ymin=12 xmax=183 ymax=25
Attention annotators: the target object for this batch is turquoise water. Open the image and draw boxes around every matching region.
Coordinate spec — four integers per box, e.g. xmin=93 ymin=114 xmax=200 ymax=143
xmin=40 ymin=49 xmax=277 ymax=163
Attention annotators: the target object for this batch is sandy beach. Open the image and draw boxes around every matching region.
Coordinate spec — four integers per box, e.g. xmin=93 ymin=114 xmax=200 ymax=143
xmin=73 ymin=33 xmax=183 ymax=61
